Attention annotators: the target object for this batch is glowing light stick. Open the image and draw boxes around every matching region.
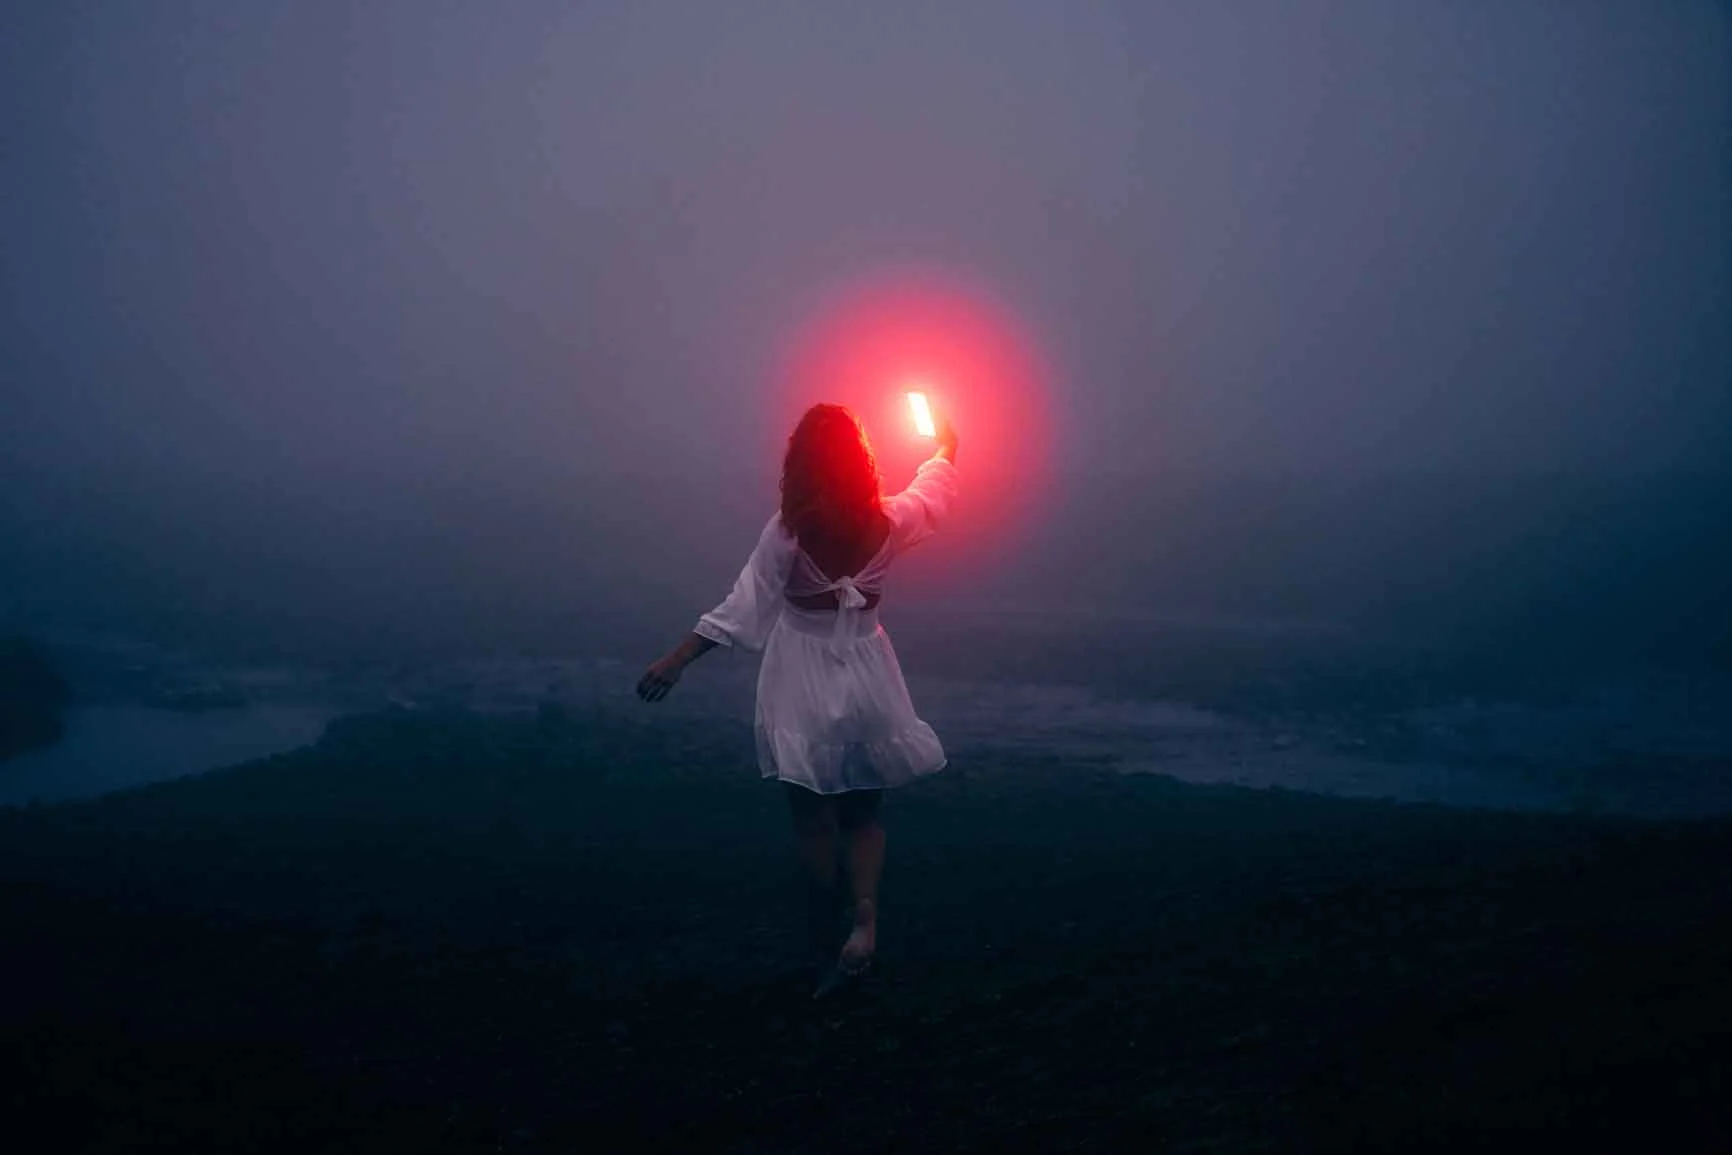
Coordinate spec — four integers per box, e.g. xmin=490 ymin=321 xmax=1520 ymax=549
xmin=905 ymin=390 xmax=937 ymax=438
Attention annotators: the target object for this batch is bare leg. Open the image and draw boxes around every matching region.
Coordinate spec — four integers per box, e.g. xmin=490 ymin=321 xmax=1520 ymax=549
xmin=838 ymin=789 xmax=884 ymax=968
xmin=784 ymin=784 xmax=841 ymax=965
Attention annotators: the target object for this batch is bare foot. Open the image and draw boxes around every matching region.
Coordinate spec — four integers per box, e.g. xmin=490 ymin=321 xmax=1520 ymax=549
xmin=813 ymin=901 xmax=877 ymax=999
xmin=839 ymin=898 xmax=876 ymax=973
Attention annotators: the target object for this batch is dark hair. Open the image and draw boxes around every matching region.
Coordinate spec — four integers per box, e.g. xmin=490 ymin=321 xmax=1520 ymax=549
xmin=779 ymin=403 xmax=882 ymax=548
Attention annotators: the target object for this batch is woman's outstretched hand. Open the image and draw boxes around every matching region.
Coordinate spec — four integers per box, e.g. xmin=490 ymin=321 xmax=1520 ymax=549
xmin=635 ymin=634 xmax=718 ymax=703
xmin=636 ymin=654 xmax=683 ymax=703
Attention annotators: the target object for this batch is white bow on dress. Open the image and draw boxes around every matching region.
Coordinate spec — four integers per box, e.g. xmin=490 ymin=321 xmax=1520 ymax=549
xmin=824 ymin=576 xmax=869 ymax=663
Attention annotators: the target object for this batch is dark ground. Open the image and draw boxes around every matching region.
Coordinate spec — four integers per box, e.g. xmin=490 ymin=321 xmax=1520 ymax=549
xmin=1 ymin=707 xmax=1729 ymax=1152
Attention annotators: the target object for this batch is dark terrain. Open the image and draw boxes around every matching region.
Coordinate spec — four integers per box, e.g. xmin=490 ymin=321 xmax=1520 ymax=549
xmin=2 ymin=707 xmax=1728 ymax=1151
xmin=0 ymin=635 xmax=70 ymax=760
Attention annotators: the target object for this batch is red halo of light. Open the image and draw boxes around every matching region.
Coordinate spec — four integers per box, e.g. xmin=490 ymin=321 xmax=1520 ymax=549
xmin=773 ymin=269 xmax=1051 ymax=588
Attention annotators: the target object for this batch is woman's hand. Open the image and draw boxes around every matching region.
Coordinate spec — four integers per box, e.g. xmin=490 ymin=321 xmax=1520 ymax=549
xmin=635 ymin=633 xmax=718 ymax=703
xmin=636 ymin=654 xmax=684 ymax=703
xmin=935 ymin=415 xmax=958 ymax=464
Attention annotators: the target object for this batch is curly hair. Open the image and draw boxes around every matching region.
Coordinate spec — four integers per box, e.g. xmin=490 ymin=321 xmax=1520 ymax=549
xmin=779 ymin=403 xmax=883 ymax=548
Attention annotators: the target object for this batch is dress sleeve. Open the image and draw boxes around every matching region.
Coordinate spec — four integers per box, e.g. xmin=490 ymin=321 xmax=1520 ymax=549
xmin=694 ymin=514 xmax=795 ymax=653
xmin=885 ymin=456 xmax=959 ymax=553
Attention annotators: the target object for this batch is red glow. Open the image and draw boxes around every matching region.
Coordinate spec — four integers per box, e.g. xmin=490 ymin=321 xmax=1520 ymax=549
xmin=776 ymin=270 xmax=1050 ymax=576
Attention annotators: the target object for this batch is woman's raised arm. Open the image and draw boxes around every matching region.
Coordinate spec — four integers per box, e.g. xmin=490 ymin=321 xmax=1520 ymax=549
xmin=884 ymin=419 xmax=959 ymax=553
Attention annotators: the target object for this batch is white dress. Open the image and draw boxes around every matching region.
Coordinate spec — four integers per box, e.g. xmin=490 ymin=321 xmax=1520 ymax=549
xmin=693 ymin=456 xmax=959 ymax=794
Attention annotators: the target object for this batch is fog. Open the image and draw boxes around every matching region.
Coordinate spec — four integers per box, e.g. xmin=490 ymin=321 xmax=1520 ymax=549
xmin=5 ymin=1 xmax=1729 ymax=670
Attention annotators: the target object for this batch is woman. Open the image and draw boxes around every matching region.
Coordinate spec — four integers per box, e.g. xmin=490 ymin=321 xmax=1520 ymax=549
xmin=637 ymin=403 xmax=959 ymax=997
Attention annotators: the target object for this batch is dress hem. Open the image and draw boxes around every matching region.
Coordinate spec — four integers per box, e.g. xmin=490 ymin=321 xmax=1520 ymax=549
xmin=762 ymin=758 xmax=948 ymax=795
xmin=754 ymin=721 xmax=947 ymax=793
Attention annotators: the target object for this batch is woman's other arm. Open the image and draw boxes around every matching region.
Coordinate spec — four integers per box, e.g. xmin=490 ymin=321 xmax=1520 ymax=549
xmin=637 ymin=514 xmax=793 ymax=703
xmin=636 ymin=632 xmax=717 ymax=702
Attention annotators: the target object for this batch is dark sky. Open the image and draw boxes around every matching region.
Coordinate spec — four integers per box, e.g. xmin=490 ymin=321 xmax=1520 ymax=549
xmin=3 ymin=3 xmax=1730 ymax=663
xmin=6 ymin=1 xmax=1728 ymax=491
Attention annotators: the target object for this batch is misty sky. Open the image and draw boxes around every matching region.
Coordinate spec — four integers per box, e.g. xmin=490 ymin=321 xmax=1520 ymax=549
xmin=6 ymin=0 xmax=1727 ymax=506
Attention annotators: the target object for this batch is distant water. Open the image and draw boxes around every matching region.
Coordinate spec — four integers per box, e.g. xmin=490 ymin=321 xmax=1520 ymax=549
xmin=6 ymin=620 xmax=1731 ymax=818
xmin=0 ymin=704 xmax=335 ymax=807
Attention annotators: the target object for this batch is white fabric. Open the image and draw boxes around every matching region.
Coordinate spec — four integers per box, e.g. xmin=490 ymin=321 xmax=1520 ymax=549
xmin=694 ymin=456 xmax=958 ymax=794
